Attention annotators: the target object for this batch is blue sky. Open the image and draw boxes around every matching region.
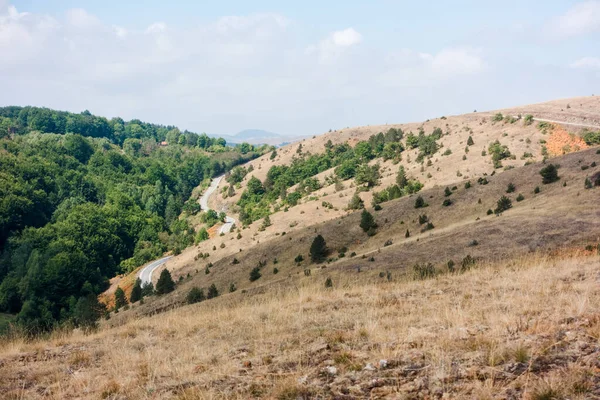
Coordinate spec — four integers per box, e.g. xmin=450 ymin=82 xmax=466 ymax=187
xmin=1 ymin=1 xmax=599 ymax=136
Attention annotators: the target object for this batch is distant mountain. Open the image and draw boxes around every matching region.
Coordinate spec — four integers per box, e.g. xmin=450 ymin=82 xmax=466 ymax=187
xmin=209 ymin=129 xmax=306 ymax=146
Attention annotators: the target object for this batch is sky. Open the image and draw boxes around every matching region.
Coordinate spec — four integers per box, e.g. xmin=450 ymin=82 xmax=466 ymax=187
xmin=1 ymin=1 xmax=599 ymax=137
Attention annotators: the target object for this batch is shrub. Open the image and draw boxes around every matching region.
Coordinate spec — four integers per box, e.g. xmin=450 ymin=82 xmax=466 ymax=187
xmin=523 ymin=114 xmax=534 ymax=126
xmin=534 ymin=186 xmax=540 ymax=194
xmin=467 ymin=136 xmax=474 ymax=146
xmin=487 ymin=209 xmax=493 ymax=215
xmin=187 ymin=287 xmax=205 ymax=304
xmin=442 ymin=199 xmax=452 ymax=207
xmin=405 ymin=229 xmax=410 ymax=238
xmin=348 ymin=193 xmax=364 ymax=210
xmin=493 ymin=113 xmax=504 ymax=122
xmin=229 ymin=283 xmax=237 ymax=292
xmin=273 ymin=267 xmax=279 ymax=274
xmin=495 ymin=196 xmax=512 ymax=214
xmin=294 ymin=254 xmax=304 ymax=263
xmin=413 ymin=263 xmax=436 ymax=280
xmin=325 ymin=278 xmax=333 ymax=288
xmin=384 ymin=239 xmax=393 ymax=247
xmin=444 ymin=187 xmax=452 ymax=196
xmin=155 ymin=269 xmax=175 ymax=295
xmin=461 ymin=255 xmax=476 ymax=272
xmin=310 ymin=235 xmax=328 ymax=263
xmin=418 ymin=214 xmax=429 ymax=225
xmin=465 ymin=181 xmax=471 ymax=189
xmin=207 ymin=284 xmax=219 ymax=299
xmin=249 ymin=267 xmax=262 ymax=282
xmin=423 ymin=222 xmax=435 ymax=231
xmin=516 ymin=193 xmax=525 ymax=201
xmin=506 ymin=183 xmax=516 ymax=193
xmin=585 ymin=177 xmax=592 ymax=189
xmin=414 ymin=195 xmax=428 ymax=208
xmin=540 ymin=164 xmax=559 ymax=184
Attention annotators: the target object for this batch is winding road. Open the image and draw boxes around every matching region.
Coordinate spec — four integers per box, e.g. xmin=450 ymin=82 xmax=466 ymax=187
xmin=138 ymin=175 xmax=235 ymax=285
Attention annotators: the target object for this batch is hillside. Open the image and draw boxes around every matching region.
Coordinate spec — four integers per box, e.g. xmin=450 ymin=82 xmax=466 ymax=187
xmin=2 ymin=97 xmax=600 ymax=399
xmin=2 ymin=251 xmax=600 ymax=399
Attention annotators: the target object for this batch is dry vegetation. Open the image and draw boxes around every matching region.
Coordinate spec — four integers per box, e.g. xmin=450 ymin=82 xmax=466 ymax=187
xmin=2 ymin=251 xmax=600 ymax=399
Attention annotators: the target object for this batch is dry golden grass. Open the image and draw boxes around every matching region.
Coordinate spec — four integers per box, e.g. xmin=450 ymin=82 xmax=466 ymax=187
xmin=2 ymin=251 xmax=600 ymax=399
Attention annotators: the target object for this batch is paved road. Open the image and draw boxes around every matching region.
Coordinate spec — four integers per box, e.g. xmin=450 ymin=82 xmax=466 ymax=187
xmin=198 ymin=175 xmax=236 ymax=234
xmin=531 ymin=117 xmax=600 ymax=130
xmin=137 ymin=176 xmax=236 ymax=285
xmin=138 ymin=256 xmax=173 ymax=286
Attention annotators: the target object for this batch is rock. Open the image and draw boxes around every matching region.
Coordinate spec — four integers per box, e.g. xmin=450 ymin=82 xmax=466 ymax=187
xmin=379 ymin=359 xmax=388 ymax=369
xmin=363 ymin=363 xmax=376 ymax=371
xmin=325 ymin=366 xmax=338 ymax=376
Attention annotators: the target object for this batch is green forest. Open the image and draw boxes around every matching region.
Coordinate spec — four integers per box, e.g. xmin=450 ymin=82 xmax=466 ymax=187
xmin=0 ymin=106 xmax=265 ymax=334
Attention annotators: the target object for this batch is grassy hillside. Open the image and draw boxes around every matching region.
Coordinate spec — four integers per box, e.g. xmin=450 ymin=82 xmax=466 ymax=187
xmin=2 ymin=252 xmax=599 ymax=399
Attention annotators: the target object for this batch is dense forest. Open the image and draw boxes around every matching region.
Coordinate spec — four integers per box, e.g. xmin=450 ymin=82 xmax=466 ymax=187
xmin=0 ymin=106 xmax=265 ymax=333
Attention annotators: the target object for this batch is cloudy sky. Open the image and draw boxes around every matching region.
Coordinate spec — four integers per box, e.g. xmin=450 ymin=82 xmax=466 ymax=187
xmin=1 ymin=1 xmax=599 ymax=136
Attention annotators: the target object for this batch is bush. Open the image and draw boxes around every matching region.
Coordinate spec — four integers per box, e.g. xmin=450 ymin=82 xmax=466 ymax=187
xmin=273 ymin=267 xmax=279 ymax=274
xmin=207 ymin=284 xmax=219 ymax=299
xmin=229 ymin=283 xmax=237 ymax=292
xmin=495 ymin=196 xmax=512 ymax=214
xmin=467 ymin=136 xmax=474 ymax=146
xmin=347 ymin=193 xmax=364 ymax=210
xmin=540 ymin=164 xmax=559 ymax=184
xmin=418 ymin=214 xmax=429 ymax=225
xmin=493 ymin=113 xmax=504 ymax=122
xmin=187 ymin=287 xmax=205 ymax=304
xmin=534 ymin=186 xmax=540 ymax=194
xmin=414 ymin=195 xmax=428 ymax=208
xmin=413 ymin=263 xmax=436 ymax=280
xmin=461 ymin=255 xmax=476 ymax=272
xmin=524 ymin=114 xmax=534 ymax=126
xmin=324 ymin=278 xmax=333 ymax=288
xmin=442 ymin=199 xmax=452 ymax=207
xmin=444 ymin=187 xmax=452 ymax=197
xmin=487 ymin=209 xmax=493 ymax=215
xmin=516 ymin=193 xmax=525 ymax=201
xmin=294 ymin=254 xmax=304 ymax=263
xmin=465 ymin=181 xmax=471 ymax=189
xmin=506 ymin=183 xmax=515 ymax=193
xmin=156 ymin=269 xmax=175 ymax=295
xmin=249 ymin=267 xmax=262 ymax=282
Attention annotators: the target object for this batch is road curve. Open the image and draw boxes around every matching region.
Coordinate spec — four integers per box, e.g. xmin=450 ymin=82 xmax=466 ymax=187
xmin=198 ymin=175 xmax=236 ymax=234
xmin=138 ymin=256 xmax=173 ymax=286
xmin=531 ymin=117 xmax=600 ymax=130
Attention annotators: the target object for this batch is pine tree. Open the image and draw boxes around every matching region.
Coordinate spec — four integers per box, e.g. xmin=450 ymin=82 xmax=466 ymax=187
xmin=396 ymin=165 xmax=408 ymax=188
xmin=141 ymin=282 xmax=154 ymax=297
xmin=405 ymin=229 xmax=410 ymax=238
xmin=73 ymin=294 xmax=106 ymax=332
xmin=207 ymin=284 xmax=219 ymax=299
xmin=186 ymin=287 xmax=205 ymax=304
xmin=444 ymin=187 xmax=452 ymax=197
xmin=114 ymin=287 xmax=128 ymax=310
xmin=310 ymin=234 xmax=328 ymax=263
xmin=360 ymin=210 xmax=377 ymax=233
xmin=325 ymin=277 xmax=333 ymax=288
xmin=414 ymin=195 xmax=427 ymax=208
xmin=467 ymin=136 xmax=474 ymax=146
xmin=540 ymin=164 xmax=559 ymax=184
xmin=129 ymin=278 xmax=142 ymax=303
xmin=155 ymin=269 xmax=175 ymax=295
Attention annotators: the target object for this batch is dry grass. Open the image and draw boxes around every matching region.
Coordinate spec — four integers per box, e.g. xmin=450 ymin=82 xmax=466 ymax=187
xmin=2 ymin=251 xmax=600 ymax=399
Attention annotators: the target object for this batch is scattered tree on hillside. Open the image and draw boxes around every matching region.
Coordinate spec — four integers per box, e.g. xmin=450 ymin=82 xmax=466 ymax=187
xmin=187 ymin=287 xmax=205 ymax=304
xmin=360 ymin=210 xmax=377 ymax=233
xmin=348 ymin=193 xmax=364 ymax=210
xmin=141 ymin=282 xmax=154 ymax=297
xmin=310 ymin=235 xmax=328 ymax=263
xmin=249 ymin=267 xmax=262 ymax=282
xmin=156 ymin=269 xmax=175 ymax=295
xmin=114 ymin=287 xmax=128 ymax=310
xmin=73 ymin=293 xmax=106 ymax=332
xmin=414 ymin=195 xmax=428 ymax=208
xmin=207 ymin=284 xmax=219 ymax=299
xmin=495 ymin=196 xmax=513 ymax=214
xmin=396 ymin=165 xmax=408 ymax=188
xmin=540 ymin=164 xmax=560 ymax=184
xmin=355 ymin=163 xmax=381 ymax=188
xmin=129 ymin=278 xmax=143 ymax=303
xmin=467 ymin=136 xmax=474 ymax=146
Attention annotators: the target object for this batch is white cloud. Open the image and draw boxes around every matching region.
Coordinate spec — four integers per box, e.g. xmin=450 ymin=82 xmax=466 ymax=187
xmin=553 ymin=1 xmax=600 ymax=37
xmin=307 ymin=27 xmax=362 ymax=64
xmin=331 ymin=28 xmax=362 ymax=47
xmin=145 ymin=22 xmax=166 ymax=34
xmin=66 ymin=8 xmax=101 ymax=29
xmin=570 ymin=57 xmax=600 ymax=68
